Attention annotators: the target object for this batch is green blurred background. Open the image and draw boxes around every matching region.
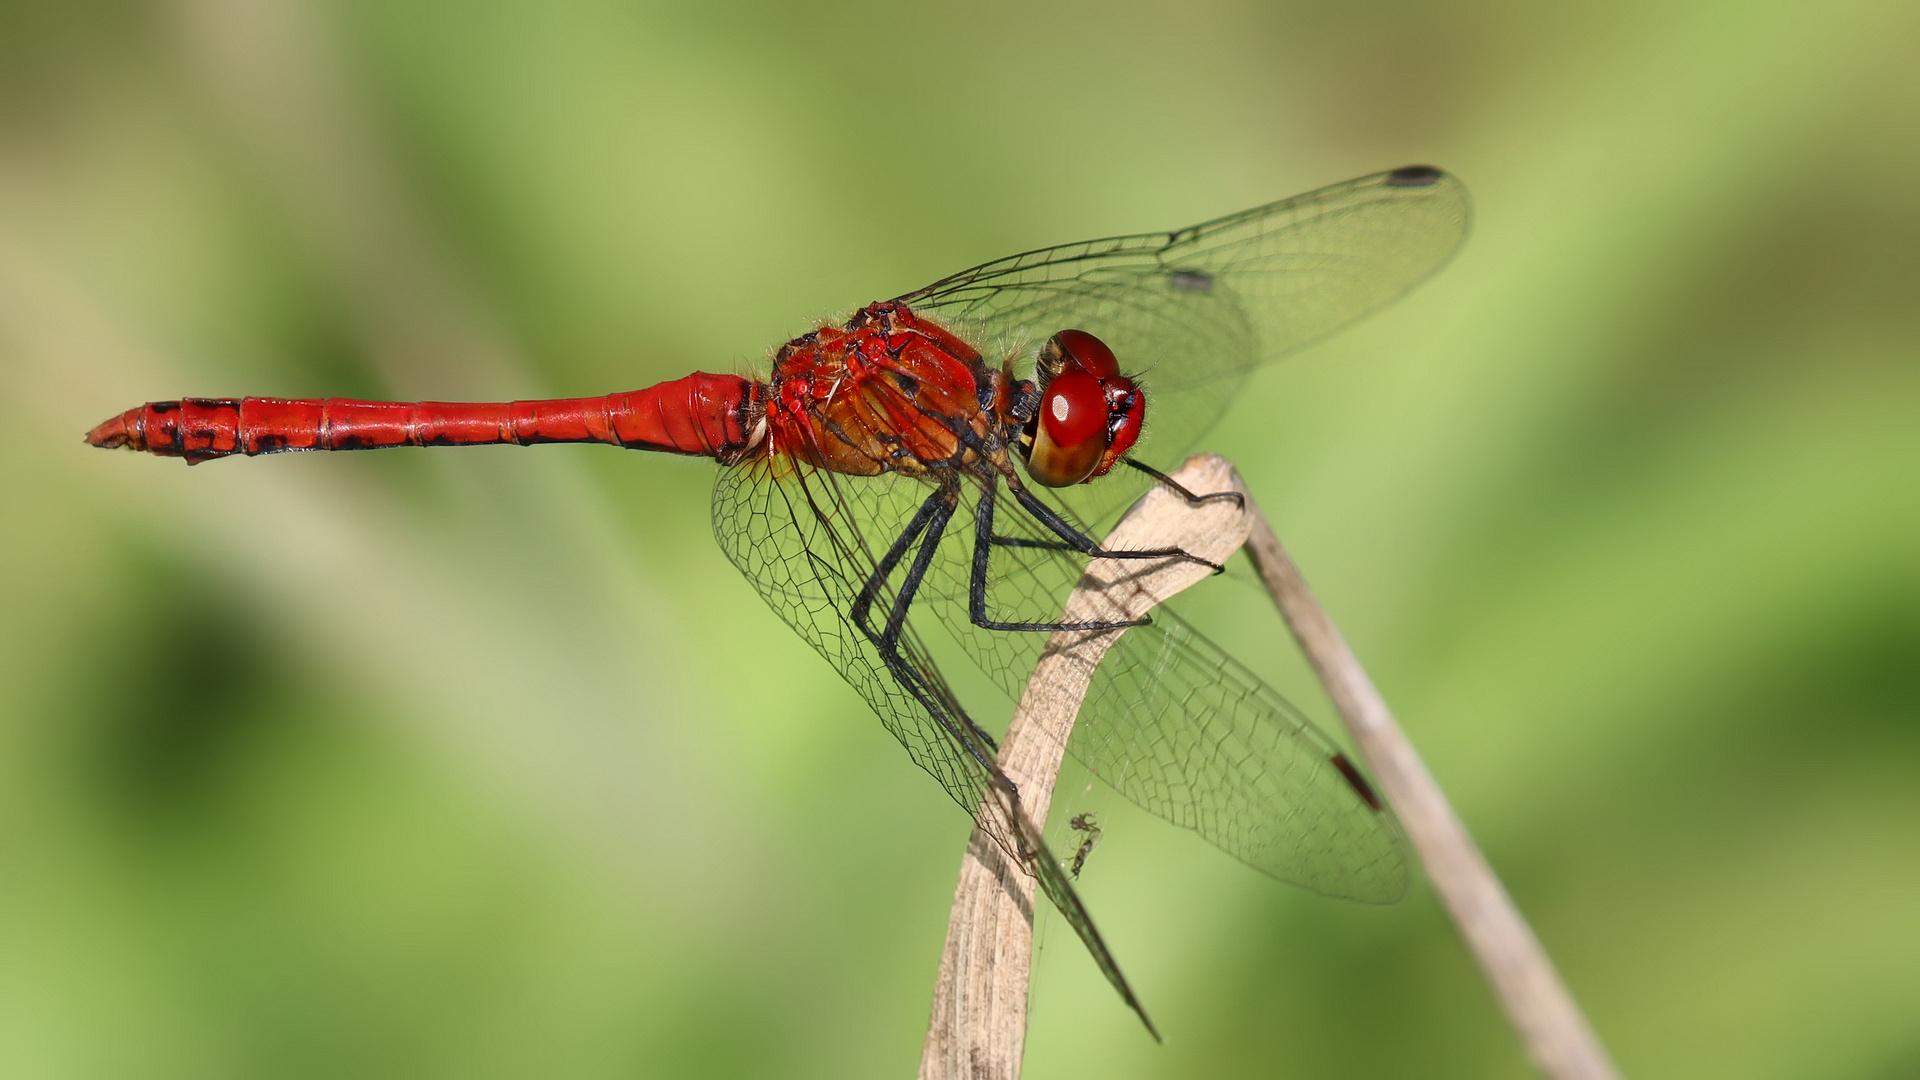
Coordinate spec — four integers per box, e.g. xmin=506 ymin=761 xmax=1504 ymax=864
xmin=3 ymin=0 xmax=1916 ymax=1077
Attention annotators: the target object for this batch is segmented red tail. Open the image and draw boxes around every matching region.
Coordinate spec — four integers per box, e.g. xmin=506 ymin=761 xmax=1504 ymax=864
xmin=85 ymin=373 xmax=762 ymax=464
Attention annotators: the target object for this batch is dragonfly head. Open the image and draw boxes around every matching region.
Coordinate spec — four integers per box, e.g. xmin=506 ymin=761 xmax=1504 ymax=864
xmin=1019 ymin=329 xmax=1145 ymax=487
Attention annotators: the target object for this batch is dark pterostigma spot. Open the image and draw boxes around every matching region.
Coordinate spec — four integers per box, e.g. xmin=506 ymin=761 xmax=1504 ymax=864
xmin=1384 ymin=165 xmax=1444 ymax=188
xmin=1169 ymin=270 xmax=1213 ymax=292
xmin=1330 ymin=751 xmax=1384 ymax=812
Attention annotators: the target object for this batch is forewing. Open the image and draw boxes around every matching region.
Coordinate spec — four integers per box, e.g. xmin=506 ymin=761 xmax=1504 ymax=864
xmin=899 ymin=167 xmax=1470 ymax=526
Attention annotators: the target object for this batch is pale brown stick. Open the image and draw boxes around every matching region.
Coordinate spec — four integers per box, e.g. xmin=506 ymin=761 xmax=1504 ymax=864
xmin=919 ymin=455 xmax=1250 ymax=1080
xmin=1233 ymin=474 xmax=1623 ymax=1080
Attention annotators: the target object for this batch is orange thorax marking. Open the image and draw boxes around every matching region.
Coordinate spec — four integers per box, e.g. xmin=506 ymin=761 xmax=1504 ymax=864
xmin=767 ymin=302 xmax=991 ymax=477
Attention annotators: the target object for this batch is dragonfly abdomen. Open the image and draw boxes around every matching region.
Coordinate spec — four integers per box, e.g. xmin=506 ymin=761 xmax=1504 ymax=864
xmin=85 ymin=373 xmax=763 ymax=465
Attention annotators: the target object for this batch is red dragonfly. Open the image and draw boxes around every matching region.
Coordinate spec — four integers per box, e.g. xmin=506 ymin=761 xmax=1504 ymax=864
xmin=89 ymin=166 xmax=1469 ymax=1034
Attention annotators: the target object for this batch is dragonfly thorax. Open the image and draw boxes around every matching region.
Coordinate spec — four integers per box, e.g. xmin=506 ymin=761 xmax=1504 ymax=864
xmin=762 ymin=301 xmax=1005 ymax=479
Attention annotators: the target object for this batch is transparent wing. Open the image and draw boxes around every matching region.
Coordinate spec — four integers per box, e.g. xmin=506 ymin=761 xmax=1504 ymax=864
xmin=1073 ymin=605 xmax=1405 ymax=901
xmin=711 ymin=456 xmax=986 ymax=808
xmin=908 ymin=479 xmax=1406 ymax=902
xmin=898 ymin=166 xmax=1470 ymax=526
xmin=709 ymin=456 xmax=1158 ymax=1031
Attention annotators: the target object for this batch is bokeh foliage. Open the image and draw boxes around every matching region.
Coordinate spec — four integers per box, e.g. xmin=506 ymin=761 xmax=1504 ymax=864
xmin=2 ymin=1 xmax=1916 ymax=1077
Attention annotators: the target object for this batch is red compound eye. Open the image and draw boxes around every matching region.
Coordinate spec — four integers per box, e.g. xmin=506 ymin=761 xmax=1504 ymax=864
xmin=1024 ymin=328 xmax=1148 ymax=487
xmin=1027 ymin=369 xmax=1108 ymax=486
xmin=1041 ymin=370 xmax=1105 ymax=447
xmin=1051 ymin=328 xmax=1119 ymax=378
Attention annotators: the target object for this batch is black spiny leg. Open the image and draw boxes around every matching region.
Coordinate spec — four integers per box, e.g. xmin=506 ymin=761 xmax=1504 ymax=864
xmin=851 ymin=483 xmax=1007 ymax=780
xmin=1005 ymin=475 xmax=1225 ymax=572
xmin=874 ymin=487 xmax=958 ymax=650
xmin=970 ymin=476 xmax=1150 ymax=633
xmin=849 ymin=484 xmax=952 ymax=641
xmin=1124 ymin=457 xmax=1245 ymax=509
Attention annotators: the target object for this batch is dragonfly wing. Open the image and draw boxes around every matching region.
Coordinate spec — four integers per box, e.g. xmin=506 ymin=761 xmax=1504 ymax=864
xmin=899 ymin=166 xmax=1470 ymax=526
xmin=711 ymin=456 xmax=991 ymax=812
xmin=904 ymin=479 xmax=1406 ymax=901
xmin=710 ymin=457 xmax=1159 ymax=1030
xmin=1074 ymin=604 xmax=1407 ymax=902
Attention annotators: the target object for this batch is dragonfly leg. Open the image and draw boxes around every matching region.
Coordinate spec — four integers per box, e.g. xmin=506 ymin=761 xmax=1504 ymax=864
xmin=875 ymin=485 xmax=959 ymax=647
xmin=1005 ymin=475 xmax=1225 ymax=573
xmin=969 ymin=478 xmax=1149 ymax=633
xmin=1123 ymin=457 xmax=1245 ymax=509
xmin=855 ymin=490 xmax=1011 ymax=783
xmin=842 ymin=480 xmax=1009 ymax=762
xmin=847 ymin=483 xmax=951 ymax=641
